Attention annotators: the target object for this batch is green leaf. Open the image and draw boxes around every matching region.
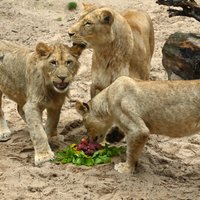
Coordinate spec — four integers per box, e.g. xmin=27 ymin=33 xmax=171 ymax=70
xmin=79 ymin=150 xmax=89 ymax=158
xmin=85 ymin=158 xmax=95 ymax=166
xmin=99 ymin=155 xmax=111 ymax=163
xmin=106 ymin=150 xmax=113 ymax=157
xmin=61 ymin=158 xmax=67 ymax=164
xmin=92 ymin=149 xmax=104 ymax=158
xmin=94 ymin=157 xmax=103 ymax=164
xmin=75 ymin=158 xmax=83 ymax=165
xmin=67 ymin=157 xmax=72 ymax=163
xmin=72 ymin=157 xmax=77 ymax=164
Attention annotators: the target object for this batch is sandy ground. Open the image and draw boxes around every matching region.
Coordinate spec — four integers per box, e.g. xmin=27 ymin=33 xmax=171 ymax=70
xmin=0 ymin=0 xmax=200 ymax=199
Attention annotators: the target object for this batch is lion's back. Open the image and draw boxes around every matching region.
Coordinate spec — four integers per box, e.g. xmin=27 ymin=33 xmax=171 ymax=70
xmin=122 ymin=9 xmax=154 ymax=58
xmin=0 ymin=40 xmax=30 ymax=104
xmin=0 ymin=40 xmax=31 ymax=54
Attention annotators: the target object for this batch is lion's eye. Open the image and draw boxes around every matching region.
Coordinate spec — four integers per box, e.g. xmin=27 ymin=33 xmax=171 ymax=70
xmin=66 ymin=60 xmax=73 ymax=66
xmin=84 ymin=21 xmax=93 ymax=27
xmin=50 ymin=60 xmax=57 ymax=65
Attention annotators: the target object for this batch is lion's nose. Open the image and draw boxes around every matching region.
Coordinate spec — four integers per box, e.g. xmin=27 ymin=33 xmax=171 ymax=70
xmin=57 ymin=75 xmax=66 ymax=82
xmin=68 ymin=32 xmax=75 ymax=37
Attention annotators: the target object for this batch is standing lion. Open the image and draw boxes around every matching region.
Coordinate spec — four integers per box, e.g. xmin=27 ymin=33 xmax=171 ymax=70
xmin=69 ymin=3 xmax=154 ymax=141
xmin=0 ymin=40 xmax=84 ymax=165
xmin=69 ymin=3 xmax=154 ymax=97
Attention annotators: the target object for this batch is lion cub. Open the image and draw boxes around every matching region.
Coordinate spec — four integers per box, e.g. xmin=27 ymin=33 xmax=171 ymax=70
xmin=76 ymin=76 xmax=200 ymax=173
xmin=0 ymin=40 xmax=84 ymax=165
xmin=69 ymin=3 xmax=154 ymax=97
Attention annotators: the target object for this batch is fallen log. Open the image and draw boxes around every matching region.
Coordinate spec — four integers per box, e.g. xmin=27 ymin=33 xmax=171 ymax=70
xmin=162 ymin=32 xmax=200 ymax=79
xmin=156 ymin=0 xmax=200 ymax=22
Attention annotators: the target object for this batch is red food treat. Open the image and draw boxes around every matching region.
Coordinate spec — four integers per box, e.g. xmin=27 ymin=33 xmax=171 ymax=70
xmin=77 ymin=138 xmax=103 ymax=155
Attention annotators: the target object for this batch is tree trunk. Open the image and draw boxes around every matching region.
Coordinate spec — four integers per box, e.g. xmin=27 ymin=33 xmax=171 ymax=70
xmin=156 ymin=0 xmax=200 ymax=22
xmin=162 ymin=32 xmax=200 ymax=79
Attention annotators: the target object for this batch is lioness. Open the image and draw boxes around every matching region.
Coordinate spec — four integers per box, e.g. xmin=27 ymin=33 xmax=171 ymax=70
xmin=0 ymin=40 xmax=84 ymax=165
xmin=76 ymin=76 xmax=200 ymax=174
xmin=68 ymin=3 xmax=154 ymax=97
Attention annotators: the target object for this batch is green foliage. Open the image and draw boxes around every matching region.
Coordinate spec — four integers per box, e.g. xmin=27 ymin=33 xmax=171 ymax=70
xmin=67 ymin=2 xmax=77 ymax=10
xmin=53 ymin=143 xmax=126 ymax=166
xmin=54 ymin=17 xmax=62 ymax=21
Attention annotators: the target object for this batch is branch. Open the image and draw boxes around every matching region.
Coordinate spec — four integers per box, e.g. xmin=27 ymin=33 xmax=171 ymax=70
xmin=156 ymin=0 xmax=200 ymax=22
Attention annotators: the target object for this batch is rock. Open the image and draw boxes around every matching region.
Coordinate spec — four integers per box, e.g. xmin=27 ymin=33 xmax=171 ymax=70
xmin=162 ymin=32 xmax=200 ymax=80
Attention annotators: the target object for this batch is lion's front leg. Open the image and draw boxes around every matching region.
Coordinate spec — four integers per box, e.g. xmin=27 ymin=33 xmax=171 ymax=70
xmin=45 ymin=107 xmax=64 ymax=142
xmin=114 ymin=115 xmax=149 ymax=174
xmin=0 ymin=109 xmax=11 ymax=141
xmin=0 ymin=91 xmax=11 ymax=141
xmin=115 ymin=132 xmax=149 ymax=174
xmin=23 ymin=102 xmax=54 ymax=165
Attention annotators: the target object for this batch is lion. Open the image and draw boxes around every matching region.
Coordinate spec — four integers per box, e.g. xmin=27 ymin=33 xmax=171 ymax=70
xmin=0 ymin=40 xmax=84 ymax=165
xmin=68 ymin=3 xmax=154 ymax=97
xmin=76 ymin=76 xmax=200 ymax=174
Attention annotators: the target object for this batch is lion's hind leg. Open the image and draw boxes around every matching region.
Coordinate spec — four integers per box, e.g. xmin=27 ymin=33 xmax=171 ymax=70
xmin=0 ymin=91 xmax=11 ymax=141
xmin=114 ymin=114 xmax=149 ymax=174
xmin=17 ymin=104 xmax=26 ymax=122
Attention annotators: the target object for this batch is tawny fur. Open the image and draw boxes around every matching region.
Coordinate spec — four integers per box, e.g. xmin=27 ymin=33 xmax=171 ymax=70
xmin=76 ymin=76 xmax=200 ymax=173
xmin=0 ymin=40 xmax=84 ymax=165
xmin=69 ymin=4 xmax=154 ymax=97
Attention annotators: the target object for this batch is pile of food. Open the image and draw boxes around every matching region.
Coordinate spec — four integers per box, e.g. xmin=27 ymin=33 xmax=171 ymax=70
xmin=54 ymin=138 xmax=126 ymax=166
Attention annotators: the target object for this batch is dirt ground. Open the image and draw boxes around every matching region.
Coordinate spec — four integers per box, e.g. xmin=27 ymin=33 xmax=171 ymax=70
xmin=0 ymin=0 xmax=200 ymax=199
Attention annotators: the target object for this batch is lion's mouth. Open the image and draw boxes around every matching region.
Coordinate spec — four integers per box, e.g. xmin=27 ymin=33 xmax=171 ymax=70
xmin=53 ymin=82 xmax=69 ymax=90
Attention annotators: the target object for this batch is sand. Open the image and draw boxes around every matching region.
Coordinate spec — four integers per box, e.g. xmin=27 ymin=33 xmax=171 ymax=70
xmin=0 ymin=0 xmax=199 ymax=199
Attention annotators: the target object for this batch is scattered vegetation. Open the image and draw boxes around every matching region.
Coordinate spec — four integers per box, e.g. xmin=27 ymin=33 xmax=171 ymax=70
xmin=67 ymin=2 xmax=77 ymax=10
xmin=55 ymin=17 xmax=62 ymax=21
xmin=53 ymin=138 xmax=126 ymax=166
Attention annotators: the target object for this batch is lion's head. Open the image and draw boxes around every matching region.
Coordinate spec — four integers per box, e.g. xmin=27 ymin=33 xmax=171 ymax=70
xmin=33 ymin=42 xmax=85 ymax=94
xmin=68 ymin=4 xmax=115 ymax=47
xmin=75 ymin=100 xmax=112 ymax=143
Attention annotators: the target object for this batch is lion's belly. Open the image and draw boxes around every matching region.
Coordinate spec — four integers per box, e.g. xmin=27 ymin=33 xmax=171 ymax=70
xmin=146 ymin=109 xmax=200 ymax=138
xmin=0 ymin=84 xmax=26 ymax=105
xmin=0 ymin=62 xmax=27 ymax=105
xmin=150 ymin=120 xmax=200 ymax=137
xmin=6 ymin=92 xmax=26 ymax=105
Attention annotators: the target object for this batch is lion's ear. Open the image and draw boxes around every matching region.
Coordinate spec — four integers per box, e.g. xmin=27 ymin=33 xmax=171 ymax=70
xmin=82 ymin=2 xmax=94 ymax=10
xmin=70 ymin=43 xmax=86 ymax=58
xmin=75 ymin=100 xmax=90 ymax=115
xmin=100 ymin=10 xmax=114 ymax=25
xmin=36 ymin=42 xmax=52 ymax=57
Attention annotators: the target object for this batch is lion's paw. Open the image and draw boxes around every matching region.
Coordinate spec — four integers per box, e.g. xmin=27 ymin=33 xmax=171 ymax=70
xmin=34 ymin=150 xmax=55 ymax=166
xmin=50 ymin=135 xmax=64 ymax=142
xmin=114 ymin=162 xmax=134 ymax=174
xmin=0 ymin=131 xmax=11 ymax=141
